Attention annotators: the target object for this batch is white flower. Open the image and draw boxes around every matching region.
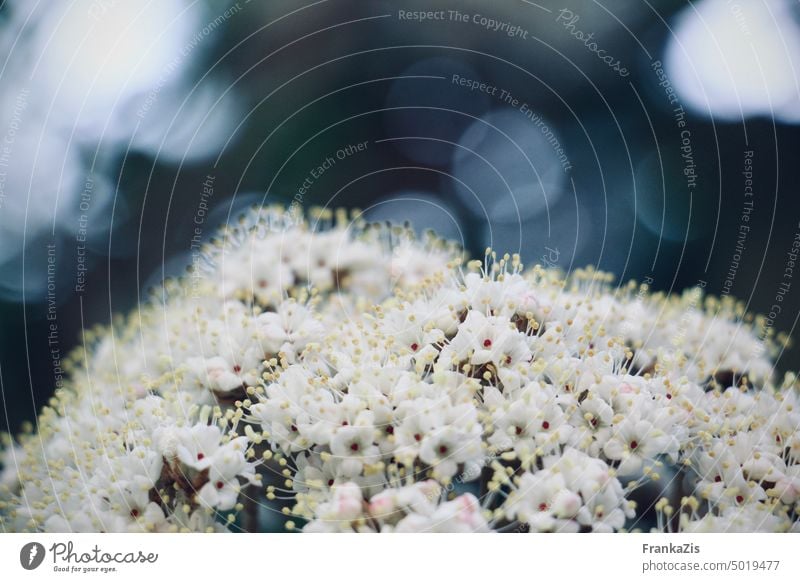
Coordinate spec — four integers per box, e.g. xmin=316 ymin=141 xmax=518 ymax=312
xmin=303 ymin=483 xmax=370 ymax=532
xmin=94 ymin=447 xmax=162 ymax=516
xmin=393 ymin=493 xmax=490 ymax=533
xmin=603 ymin=418 xmax=672 ymax=475
xmin=175 ymin=425 xmax=226 ymax=471
xmin=439 ymin=310 xmax=531 ymax=367
xmin=389 ymin=241 xmax=452 ymax=289
xmin=197 ymin=479 xmax=240 ymax=511
xmin=419 ymin=425 xmax=479 ymax=480
xmin=256 ymin=300 xmax=324 ymax=361
xmin=329 ymin=423 xmax=381 ymax=477
xmin=681 ymin=503 xmax=793 ymax=533
xmin=506 ymin=471 xmax=581 ymax=532
xmin=219 ymin=236 xmax=296 ymax=304
xmin=773 ymin=465 xmax=800 ymax=505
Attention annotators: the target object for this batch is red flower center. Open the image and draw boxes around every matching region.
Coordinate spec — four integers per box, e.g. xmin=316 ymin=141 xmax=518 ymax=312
xmin=736 ymin=495 xmax=744 ymax=504
xmin=197 ymin=453 xmax=205 ymax=461
xmin=350 ymin=442 xmax=359 ymax=452
xmin=439 ymin=445 xmax=448 ymax=455
xmin=483 ymin=339 xmax=492 ymax=348
xmin=216 ymin=481 xmax=224 ymax=490
xmin=629 ymin=440 xmax=638 ymax=450
xmin=410 ymin=343 xmax=419 ymax=352
xmin=541 ymin=421 xmax=550 ymax=430
xmin=233 ymin=364 xmax=242 ymax=374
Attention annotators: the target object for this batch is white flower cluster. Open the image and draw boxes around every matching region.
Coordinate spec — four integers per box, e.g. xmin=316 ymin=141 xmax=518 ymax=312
xmin=2 ymin=207 xmax=798 ymax=533
xmin=3 ymin=396 xmax=256 ymax=533
xmin=250 ymin=257 xmax=798 ymax=533
xmin=303 ymin=480 xmax=489 ymax=533
xmin=0 ymin=207 xmax=453 ymax=532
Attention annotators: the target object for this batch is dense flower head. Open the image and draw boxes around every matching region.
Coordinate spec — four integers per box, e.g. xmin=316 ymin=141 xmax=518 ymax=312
xmin=246 ymin=253 xmax=796 ymax=533
xmin=1 ymin=206 xmax=798 ymax=533
xmin=0 ymin=206 xmax=457 ymax=532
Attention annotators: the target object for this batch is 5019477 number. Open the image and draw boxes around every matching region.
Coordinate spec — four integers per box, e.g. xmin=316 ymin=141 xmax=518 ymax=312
xmin=729 ymin=560 xmax=780 ymax=571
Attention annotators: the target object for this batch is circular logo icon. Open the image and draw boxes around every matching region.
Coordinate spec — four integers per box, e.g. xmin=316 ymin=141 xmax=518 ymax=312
xmin=20 ymin=542 xmax=46 ymax=570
